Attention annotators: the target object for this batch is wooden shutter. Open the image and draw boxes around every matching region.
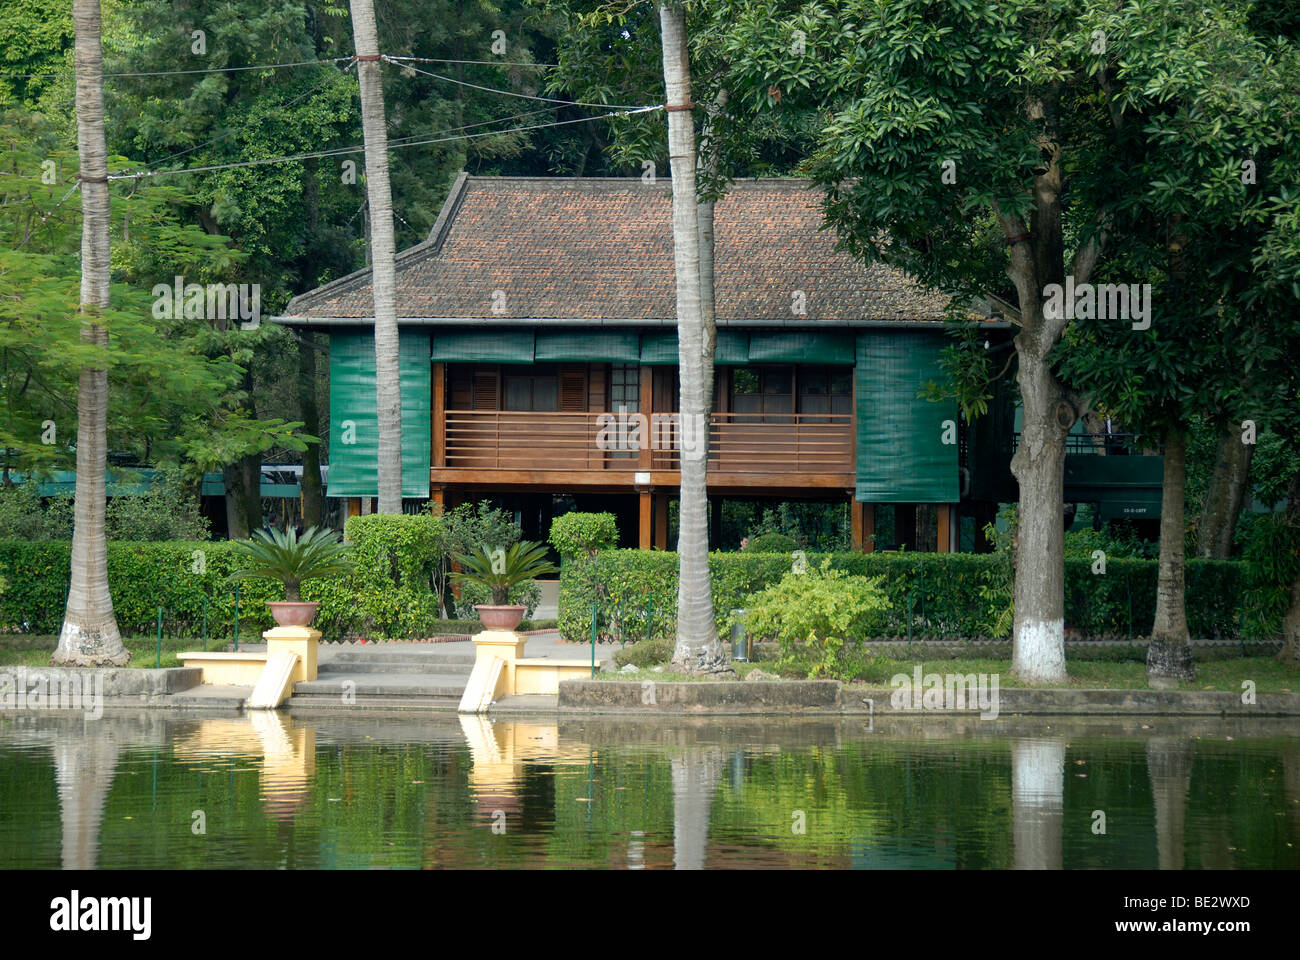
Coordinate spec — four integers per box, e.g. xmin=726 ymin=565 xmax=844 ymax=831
xmin=472 ymin=366 xmax=500 ymax=410
xmin=559 ymin=364 xmax=587 ymax=412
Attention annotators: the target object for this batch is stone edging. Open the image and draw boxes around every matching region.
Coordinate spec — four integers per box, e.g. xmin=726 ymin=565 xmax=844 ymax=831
xmin=557 ymin=679 xmax=1300 ymax=717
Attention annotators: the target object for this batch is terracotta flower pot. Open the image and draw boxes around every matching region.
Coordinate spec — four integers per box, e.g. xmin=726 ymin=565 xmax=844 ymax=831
xmin=267 ymin=601 xmax=320 ymax=628
xmin=475 ymin=604 xmax=526 ymax=632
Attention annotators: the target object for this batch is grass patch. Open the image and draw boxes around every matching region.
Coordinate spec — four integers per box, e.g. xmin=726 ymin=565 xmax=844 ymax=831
xmin=0 ymin=635 xmax=237 ymax=669
xmin=847 ymin=656 xmax=1298 ymax=692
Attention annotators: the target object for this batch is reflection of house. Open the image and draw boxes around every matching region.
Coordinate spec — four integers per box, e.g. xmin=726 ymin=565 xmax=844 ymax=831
xmin=273 ymin=175 xmax=1160 ymax=550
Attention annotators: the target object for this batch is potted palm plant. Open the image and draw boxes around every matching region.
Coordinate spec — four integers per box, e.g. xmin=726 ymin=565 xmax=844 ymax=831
xmin=230 ymin=526 xmax=354 ymax=627
xmin=451 ymin=540 xmax=558 ymax=632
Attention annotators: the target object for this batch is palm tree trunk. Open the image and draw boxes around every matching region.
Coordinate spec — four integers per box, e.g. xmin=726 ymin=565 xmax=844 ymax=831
xmin=659 ymin=1 xmax=725 ymax=673
xmin=349 ymin=0 xmax=402 ymax=514
xmin=54 ymin=0 xmax=127 ymax=667
xmin=1147 ymin=428 xmax=1195 ymax=685
xmin=298 ymin=332 xmax=324 ymax=527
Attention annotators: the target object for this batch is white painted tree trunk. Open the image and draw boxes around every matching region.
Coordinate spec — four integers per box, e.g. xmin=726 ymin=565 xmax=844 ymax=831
xmin=55 ymin=0 xmax=127 ymax=667
xmin=659 ymin=1 xmax=724 ymax=672
xmin=349 ymin=0 xmax=403 ymax=513
xmin=1008 ymin=316 xmax=1069 ymax=683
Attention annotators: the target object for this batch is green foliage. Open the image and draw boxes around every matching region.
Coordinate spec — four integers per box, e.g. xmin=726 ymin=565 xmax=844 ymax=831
xmin=229 ymin=526 xmax=354 ymax=602
xmin=1240 ymin=512 xmax=1300 ymax=638
xmin=343 ymin=512 xmax=443 ymax=638
xmin=738 ymin=560 xmax=891 ymax=680
xmin=453 ymin=579 xmax=542 ymax=619
xmin=102 ymin=473 xmax=210 ymax=541
xmin=743 ymin=532 xmax=798 ymax=553
xmin=548 ymin=511 xmax=619 ymax=558
xmin=452 ymin=540 xmax=559 ymax=606
xmin=0 ymin=483 xmax=72 ymax=541
xmin=559 ymin=549 xmax=1274 ymax=644
xmin=612 ymin=635 xmax=674 ymax=669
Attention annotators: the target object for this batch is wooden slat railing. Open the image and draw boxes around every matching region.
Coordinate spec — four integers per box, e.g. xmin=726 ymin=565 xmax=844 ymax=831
xmin=443 ymin=410 xmax=853 ymax=474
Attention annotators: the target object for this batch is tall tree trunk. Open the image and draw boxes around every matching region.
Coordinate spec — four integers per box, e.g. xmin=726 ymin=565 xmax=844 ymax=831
xmin=659 ymin=1 xmax=725 ymax=673
xmin=349 ymin=0 xmax=402 ymax=514
xmin=54 ymin=0 xmax=127 ymax=667
xmin=1197 ymin=423 xmax=1254 ymax=558
xmin=997 ymin=142 xmax=1080 ymax=684
xmin=298 ymin=333 xmax=324 ymax=528
xmin=1007 ymin=297 xmax=1070 ymax=683
xmin=1276 ymin=468 xmax=1300 ymax=664
xmin=1147 ymin=428 xmax=1195 ymax=684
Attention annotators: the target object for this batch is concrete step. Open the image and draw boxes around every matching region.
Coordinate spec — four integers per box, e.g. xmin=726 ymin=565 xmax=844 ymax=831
xmin=287 ymin=694 xmax=459 ymax=712
xmin=293 ymin=672 xmax=469 ymax=699
xmin=324 ymin=647 xmax=476 ymax=666
xmin=318 ymin=659 xmax=474 ymax=676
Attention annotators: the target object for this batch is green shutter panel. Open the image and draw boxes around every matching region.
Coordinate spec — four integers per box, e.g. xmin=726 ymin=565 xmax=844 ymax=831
xmin=747 ymin=331 xmax=855 ymax=364
xmin=854 ymin=331 xmax=957 ymax=503
xmin=639 ymin=329 xmax=749 ymax=364
xmin=430 ymin=329 xmax=535 ymax=362
xmin=535 ymin=330 xmax=640 ymax=362
xmin=326 ymin=330 xmax=431 ymax=498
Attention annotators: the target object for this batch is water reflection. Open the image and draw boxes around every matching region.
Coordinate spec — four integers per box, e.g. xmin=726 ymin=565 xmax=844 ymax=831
xmin=0 ymin=710 xmax=1295 ymax=870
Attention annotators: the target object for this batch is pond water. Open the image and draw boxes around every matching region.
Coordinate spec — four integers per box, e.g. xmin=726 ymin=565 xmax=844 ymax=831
xmin=0 ymin=710 xmax=1296 ymax=869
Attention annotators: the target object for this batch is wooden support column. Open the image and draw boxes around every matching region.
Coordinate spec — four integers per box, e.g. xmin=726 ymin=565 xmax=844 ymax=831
xmin=937 ymin=504 xmax=953 ymax=554
xmin=653 ymin=493 xmax=669 ymax=549
xmin=348 ymin=497 xmax=361 ymax=519
xmin=638 ymin=364 xmax=653 ymax=471
xmin=638 ymin=490 xmax=652 ymax=549
xmin=432 ymin=362 xmax=446 ymax=467
xmin=430 ymin=484 xmax=445 ymax=514
xmin=851 ymin=500 xmax=875 ymax=553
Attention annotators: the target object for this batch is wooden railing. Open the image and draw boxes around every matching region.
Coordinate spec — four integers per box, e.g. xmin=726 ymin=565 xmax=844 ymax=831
xmin=442 ymin=410 xmax=853 ymax=474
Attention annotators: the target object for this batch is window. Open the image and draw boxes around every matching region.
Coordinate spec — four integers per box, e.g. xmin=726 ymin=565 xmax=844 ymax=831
xmin=502 ymin=364 xmax=559 ymax=411
xmin=608 ymin=363 xmax=640 ymax=459
xmin=798 ymin=366 xmax=852 ymax=420
xmin=732 ymin=366 xmax=793 ymax=422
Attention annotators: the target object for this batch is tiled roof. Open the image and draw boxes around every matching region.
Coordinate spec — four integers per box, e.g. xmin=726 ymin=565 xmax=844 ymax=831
xmin=278 ymin=175 xmax=953 ymax=325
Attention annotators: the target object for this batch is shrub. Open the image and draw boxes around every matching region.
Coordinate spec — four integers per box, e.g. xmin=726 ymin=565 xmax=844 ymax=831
xmin=0 ymin=482 xmax=71 ymax=540
xmin=558 ymin=548 xmax=1271 ymax=643
xmin=743 ymin=532 xmax=798 ymax=553
xmin=549 ymin=511 xmax=619 ymax=558
xmin=229 ymin=526 xmax=354 ymax=602
xmin=343 ymin=513 xmax=443 ymax=638
xmin=738 ymin=560 xmax=892 ymax=679
xmin=612 ymin=634 xmax=674 ymax=668
xmin=453 ymin=576 xmax=542 ymax=618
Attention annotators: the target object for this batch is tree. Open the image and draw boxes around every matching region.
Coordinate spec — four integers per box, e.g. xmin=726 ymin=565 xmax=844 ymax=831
xmin=658 ymin=1 xmax=724 ymax=673
xmin=348 ymin=0 xmax=402 ymax=513
xmin=53 ymin=0 xmax=127 ymax=666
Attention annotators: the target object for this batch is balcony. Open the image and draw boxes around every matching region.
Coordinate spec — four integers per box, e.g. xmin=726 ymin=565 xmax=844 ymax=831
xmin=438 ymin=410 xmax=854 ymax=487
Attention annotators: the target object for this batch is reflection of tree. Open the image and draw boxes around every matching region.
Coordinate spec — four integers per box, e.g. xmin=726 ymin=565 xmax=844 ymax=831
xmin=1146 ymin=737 xmax=1192 ymax=870
xmin=672 ymin=747 xmax=723 ymax=870
xmin=1012 ymin=738 xmax=1064 ymax=870
xmin=54 ymin=724 xmax=121 ymax=870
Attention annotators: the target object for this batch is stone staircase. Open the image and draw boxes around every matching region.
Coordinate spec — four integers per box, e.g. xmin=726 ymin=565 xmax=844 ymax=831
xmin=286 ymin=644 xmax=475 ymax=711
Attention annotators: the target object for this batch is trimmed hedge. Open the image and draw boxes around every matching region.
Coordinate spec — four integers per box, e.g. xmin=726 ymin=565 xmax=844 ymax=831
xmin=558 ymin=549 xmax=1267 ymax=643
xmin=0 ymin=514 xmax=545 ymax=642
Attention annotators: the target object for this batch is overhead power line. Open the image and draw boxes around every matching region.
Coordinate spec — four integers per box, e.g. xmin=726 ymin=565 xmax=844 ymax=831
xmin=0 ymin=56 xmax=354 ymax=80
xmin=105 ymin=105 xmax=660 ymax=182
xmin=382 ymin=57 xmax=652 ymax=111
